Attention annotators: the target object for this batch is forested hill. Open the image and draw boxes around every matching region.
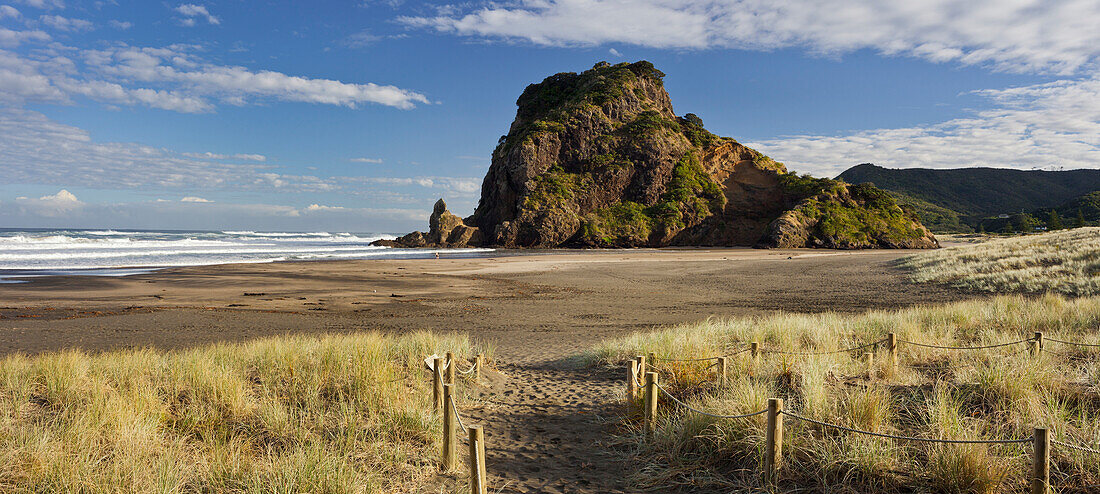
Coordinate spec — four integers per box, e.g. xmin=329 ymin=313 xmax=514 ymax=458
xmin=837 ymin=164 xmax=1100 ymax=232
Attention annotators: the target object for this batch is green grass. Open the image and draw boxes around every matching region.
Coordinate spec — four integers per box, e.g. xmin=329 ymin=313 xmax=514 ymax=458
xmin=0 ymin=332 xmax=490 ymax=493
xmin=902 ymin=227 xmax=1100 ymax=295
xmin=588 ymin=295 xmax=1100 ymax=492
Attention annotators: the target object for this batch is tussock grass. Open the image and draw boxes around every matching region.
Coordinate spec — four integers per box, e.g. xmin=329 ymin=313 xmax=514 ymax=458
xmin=590 ymin=295 xmax=1100 ymax=492
xmin=902 ymin=227 xmax=1100 ymax=295
xmin=0 ymin=331 xmax=489 ymax=493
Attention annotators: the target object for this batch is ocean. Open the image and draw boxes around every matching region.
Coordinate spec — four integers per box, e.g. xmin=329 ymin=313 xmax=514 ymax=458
xmin=0 ymin=229 xmax=494 ymax=282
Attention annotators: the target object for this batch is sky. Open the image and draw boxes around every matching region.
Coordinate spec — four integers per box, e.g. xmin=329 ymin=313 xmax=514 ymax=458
xmin=1 ymin=0 xmax=1099 ymax=232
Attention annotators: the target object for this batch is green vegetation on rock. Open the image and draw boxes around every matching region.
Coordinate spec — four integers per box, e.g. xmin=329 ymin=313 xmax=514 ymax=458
xmin=576 ymin=152 xmax=727 ymax=246
xmin=498 ymin=61 xmax=667 ymax=155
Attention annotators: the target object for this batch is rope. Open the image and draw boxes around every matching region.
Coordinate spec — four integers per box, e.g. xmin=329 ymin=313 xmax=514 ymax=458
xmin=1046 ymin=337 xmax=1100 ymax=348
xmin=454 ymin=362 xmax=478 ymax=375
xmin=1053 ymin=439 xmax=1100 ymax=455
xmin=760 ymin=338 xmax=885 ymax=356
xmin=781 ymin=410 xmax=1032 ymax=445
xmin=655 ymin=382 xmax=768 ymax=420
xmin=896 ymin=338 xmax=1031 ymax=350
xmin=448 ymin=394 xmax=468 ymax=435
xmin=653 ymin=347 xmax=752 ymax=362
xmin=1043 ymin=348 xmax=1094 ymax=361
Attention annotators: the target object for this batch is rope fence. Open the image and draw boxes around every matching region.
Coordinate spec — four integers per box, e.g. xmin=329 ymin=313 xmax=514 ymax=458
xmin=1052 ymin=438 xmax=1100 ymax=455
xmin=1046 ymin=337 xmax=1100 ymax=348
xmin=781 ymin=409 xmax=1032 ymax=445
xmin=627 ymin=330 xmax=1100 ymax=492
xmin=895 ymin=338 xmax=1032 ymax=350
xmin=655 ymin=382 xmax=768 ymax=420
xmin=760 ymin=338 xmax=885 ymax=356
xmin=428 ymin=352 xmax=489 ymax=494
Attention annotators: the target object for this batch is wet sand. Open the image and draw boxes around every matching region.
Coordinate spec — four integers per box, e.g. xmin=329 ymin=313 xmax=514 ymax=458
xmin=0 ymin=247 xmax=979 ymax=493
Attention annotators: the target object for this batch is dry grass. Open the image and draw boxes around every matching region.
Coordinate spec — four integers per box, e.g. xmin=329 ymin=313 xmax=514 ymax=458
xmin=588 ymin=295 xmax=1100 ymax=492
xmin=0 ymin=331 xmax=489 ymax=493
xmin=902 ymin=227 xmax=1100 ymax=296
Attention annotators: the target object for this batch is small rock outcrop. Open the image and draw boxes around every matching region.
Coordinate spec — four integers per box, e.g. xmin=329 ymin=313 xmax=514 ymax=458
xmin=379 ymin=61 xmax=938 ymax=250
xmin=377 ymin=199 xmax=483 ymax=248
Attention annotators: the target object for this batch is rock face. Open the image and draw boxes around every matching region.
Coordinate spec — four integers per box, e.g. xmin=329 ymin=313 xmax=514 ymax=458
xmin=376 ymin=199 xmax=483 ymax=248
xmin=383 ymin=61 xmax=938 ymax=250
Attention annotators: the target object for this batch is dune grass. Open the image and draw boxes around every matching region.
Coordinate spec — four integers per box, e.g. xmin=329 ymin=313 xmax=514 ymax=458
xmin=901 ymin=227 xmax=1100 ymax=296
xmin=588 ymin=295 xmax=1100 ymax=492
xmin=0 ymin=331 xmax=489 ymax=493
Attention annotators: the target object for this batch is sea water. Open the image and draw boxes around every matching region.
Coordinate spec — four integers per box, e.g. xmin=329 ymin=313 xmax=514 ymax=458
xmin=0 ymin=229 xmax=494 ymax=281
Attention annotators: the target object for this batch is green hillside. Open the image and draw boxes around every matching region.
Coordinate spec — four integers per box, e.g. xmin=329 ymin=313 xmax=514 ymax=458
xmin=837 ymin=163 xmax=1100 ymax=232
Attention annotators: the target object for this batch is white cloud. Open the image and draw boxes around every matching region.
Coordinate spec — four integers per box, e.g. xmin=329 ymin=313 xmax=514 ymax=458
xmin=748 ymin=74 xmax=1100 ymax=177
xmin=0 ymin=197 xmax=430 ymax=231
xmin=608 ymin=48 xmax=622 ymax=57
xmin=0 ymin=5 xmax=19 ymax=19
xmin=305 ymin=203 xmax=345 ymax=211
xmin=108 ymin=20 xmax=132 ymax=30
xmin=0 ymin=37 xmax=430 ymax=110
xmin=179 ymin=196 xmax=211 ymax=202
xmin=39 ymin=14 xmax=94 ymax=32
xmin=0 ymin=27 xmax=50 ymax=46
xmin=12 ymin=189 xmax=83 ymax=217
xmin=403 ymin=0 xmax=1100 ymax=74
xmin=0 ymin=108 xmax=292 ymax=190
xmin=182 ymin=151 xmax=267 ymax=161
xmin=13 ymin=0 xmax=63 ymax=9
xmin=350 ymin=157 xmax=383 ymax=163
xmin=39 ymin=189 xmax=78 ymax=202
xmin=344 ymin=31 xmax=380 ymax=48
xmin=174 ymin=4 xmax=219 ymax=26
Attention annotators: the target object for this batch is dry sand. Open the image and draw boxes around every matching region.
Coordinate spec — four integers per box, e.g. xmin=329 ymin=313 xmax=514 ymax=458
xmin=0 ymin=247 xmax=979 ymax=493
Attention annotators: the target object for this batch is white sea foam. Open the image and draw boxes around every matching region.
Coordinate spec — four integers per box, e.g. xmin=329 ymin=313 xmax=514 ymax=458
xmin=0 ymin=229 xmax=485 ymax=275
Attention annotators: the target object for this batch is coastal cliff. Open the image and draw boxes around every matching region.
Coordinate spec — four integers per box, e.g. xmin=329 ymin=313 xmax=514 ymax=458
xmin=383 ymin=61 xmax=937 ymax=250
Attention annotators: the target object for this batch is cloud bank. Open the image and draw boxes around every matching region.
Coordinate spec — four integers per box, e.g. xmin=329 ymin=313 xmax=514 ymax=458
xmin=0 ymin=32 xmax=430 ymax=111
xmin=406 ymin=0 xmax=1100 ymax=175
xmin=403 ymin=0 xmax=1100 ymax=74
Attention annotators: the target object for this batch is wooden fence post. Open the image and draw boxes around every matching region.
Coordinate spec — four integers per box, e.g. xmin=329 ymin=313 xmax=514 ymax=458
xmin=864 ymin=352 xmax=874 ymax=379
xmin=717 ymin=356 xmax=728 ymax=385
xmin=627 ymin=359 xmax=639 ymax=402
xmin=636 ymin=355 xmax=647 ymax=381
xmin=751 ymin=341 xmax=759 ymax=358
xmin=887 ymin=332 xmax=897 ymax=374
xmin=1032 ymin=332 xmax=1043 ymax=358
xmin=446 ymin=351 xmax=456 ymax=385
xmin=442 ymin=383 xmax=457 ymax=472
xmin=474 ymin=353 xmax=483 ymax=382
xmin=645 ymin=372 xmax=659 ymax=437
xmin=432 ymin=357 xmax=444 ymax=411
xmin=766 ymin=398 xmax=784 ymax=485
xmin=469 ymin=425 xmax=488 ymax=494
xmin=1031 ymin=427 xmax=1049 ymax=494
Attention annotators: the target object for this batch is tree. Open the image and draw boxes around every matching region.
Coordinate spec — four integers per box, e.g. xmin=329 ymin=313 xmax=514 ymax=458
xmin=1011 ymin=212 xmax=1038 ymax=232
xmin=683 ymin=113 xmax=704 ymax=127
xmin=1077 ymin=208 xmax=1087 ymax=228
xmin=1048 ymin=210 xmax=1064 ymax=230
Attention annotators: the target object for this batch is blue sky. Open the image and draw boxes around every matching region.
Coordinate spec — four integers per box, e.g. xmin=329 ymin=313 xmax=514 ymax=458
xmin=1 ymin=1 xmax=1098 ymax=232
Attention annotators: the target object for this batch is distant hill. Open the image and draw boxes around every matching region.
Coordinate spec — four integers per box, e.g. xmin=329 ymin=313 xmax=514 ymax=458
xmin=837 ymin=164 xmax=1100 ymax=232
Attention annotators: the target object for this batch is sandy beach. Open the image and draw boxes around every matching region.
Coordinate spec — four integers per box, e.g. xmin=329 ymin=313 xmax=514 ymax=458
xmin=0 ymin=247 xmax=971 ymax=359
xmin=0 ymin=247 xmax=979 ymax=493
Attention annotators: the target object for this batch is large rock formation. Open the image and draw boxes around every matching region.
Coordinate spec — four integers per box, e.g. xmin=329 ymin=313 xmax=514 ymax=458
xmin=384 ymin=61 xmax=937 ymax=250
